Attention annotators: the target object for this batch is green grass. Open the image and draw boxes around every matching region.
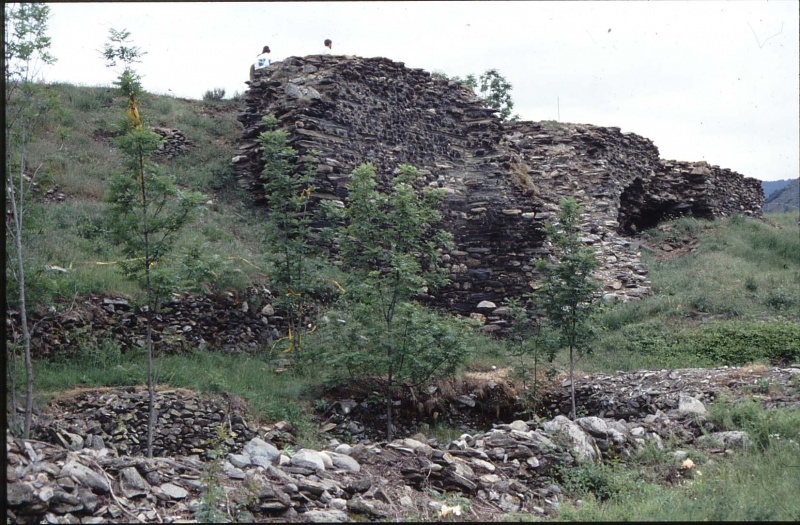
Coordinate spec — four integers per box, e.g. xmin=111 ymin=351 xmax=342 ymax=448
xmin=576 ymin=212 xmax=800 ymax=372
xmin=11 ymin=83 xmax=272 ymax=305
xmin=645 ymin=214 xmax=799 ymax=322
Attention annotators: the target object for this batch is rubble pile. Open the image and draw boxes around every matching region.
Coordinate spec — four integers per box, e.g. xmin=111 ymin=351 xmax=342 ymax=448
xmin=34 ymin=387 xmax=257 ymax=458
xmin=8 ymin=365 xmax=797 ymax=523
xmin=152 ymin=127 xmax=195 ymax=158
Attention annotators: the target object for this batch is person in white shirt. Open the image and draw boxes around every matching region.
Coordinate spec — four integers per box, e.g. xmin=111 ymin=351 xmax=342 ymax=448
xmin=250 ymin=45 xmax=273 ymax=80
xmin=324 ymin=39 xmax=332 ymax=54
xmin=255 ymin=45 xmax=272 ymax=69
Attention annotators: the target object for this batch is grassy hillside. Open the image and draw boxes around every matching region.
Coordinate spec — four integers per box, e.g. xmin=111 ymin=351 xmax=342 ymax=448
xmin=8 ymin=82 xmax=800 ymax=413
xmin=7 ymin=83 xmax=271 ymax=308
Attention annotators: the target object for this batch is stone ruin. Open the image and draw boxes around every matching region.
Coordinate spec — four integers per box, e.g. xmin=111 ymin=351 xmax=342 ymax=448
xmin=233 ymin=55 xmax=763 ymax=322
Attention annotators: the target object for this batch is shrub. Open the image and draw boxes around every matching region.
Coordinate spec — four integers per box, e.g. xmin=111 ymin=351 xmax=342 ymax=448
xmin=554 ymin=461 xmax=639 ymax=502
xmin=595 ymin=320 xmax=799 ymax=369
xmin=683 ymin=321 xmax=800 ymax=365
xmin=763 ymin=287 xmax=798 ymax=310
xmin=708 ymin=397 xmax=800 ymax=451
xmin=202 ymin=87 xmax=226 ymax=101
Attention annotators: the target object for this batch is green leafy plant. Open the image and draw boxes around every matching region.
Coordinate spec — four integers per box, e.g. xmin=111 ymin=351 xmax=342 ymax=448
xmin=505 ymin=296 xmax=549 ymax=418
xmin=202 ymin=87 xmax=226 ymax=102
xmin=555 ymin=461 xmax=638 ymax=502
xmin=440 ymin=68 xmax=519 ymax=121
xmin=99 ymin=28 xmax=144 ymax=97
xmin=257 ymin=114 xmax=324 ymax=362
xmin=322 ymin=162 xmax=466 ymax=441
xmin=533 ymin=197 xmax=602 ymax=419
xmin=197 ymin=424 xmax=231 ymax=523
xmin=473 ymin=68 xmax=519 ymax=121
xmin=102 ymin=31 xmax=206 ymax=456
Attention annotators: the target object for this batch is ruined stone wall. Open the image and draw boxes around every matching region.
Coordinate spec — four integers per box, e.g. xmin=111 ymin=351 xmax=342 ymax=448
xmin=234 ymin=55 xmax=764 ymax=320
xmin=501 ymin=121 xmax=663 ymax=300
xmin=235 ymin=55 xmax=548 ymax=317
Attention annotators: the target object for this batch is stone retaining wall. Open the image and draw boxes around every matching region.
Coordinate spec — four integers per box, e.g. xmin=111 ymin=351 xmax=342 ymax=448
xmin=35 ymin=387 xmax=257 ymax=458
xmin=6 ymin=289 xmax=284 ymax=359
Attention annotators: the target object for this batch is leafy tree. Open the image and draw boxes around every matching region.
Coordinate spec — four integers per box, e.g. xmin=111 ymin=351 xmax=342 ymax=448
xmin=102 ymin=29 xmax=206 ymax=457
xmin=202 ymin=87 xmax=226 ymax=102
xmin=258 ymin=114 xmax=322 ymax=361
xmin=449 ymin=68 xmax=519 ymax=121
xmin=533 ymin=197 xmax=602 ymax=419
xmin=477 ymin=69 xmax=519 ymax=121
xmin=99 ymin=28 xmax=144 ymax=97
xmin=325 ymin=163 xmax=467 ymax=441
xmin=4 ymin=1 xmax=57 ymax=437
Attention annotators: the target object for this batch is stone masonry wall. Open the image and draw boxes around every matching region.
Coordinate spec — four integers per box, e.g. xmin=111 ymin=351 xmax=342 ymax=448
xmin=234 ymin=55 xmax=763 ymax=320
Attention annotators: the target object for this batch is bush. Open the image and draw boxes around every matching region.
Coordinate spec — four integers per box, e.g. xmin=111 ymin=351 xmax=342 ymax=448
xmin=763 ymin=287 xmax=799 ymax=310
xmin=683 ymin=321 xmax=800 ymax=365
xmin=597 ymin=320 xmax=800 ymax=369
xmin=555 ymin=461 xmax=639 ymax=502
xmin=202 ymin=88 xmax=226 ymax=102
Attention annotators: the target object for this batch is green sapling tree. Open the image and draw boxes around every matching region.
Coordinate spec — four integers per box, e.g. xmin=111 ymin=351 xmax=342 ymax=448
xmin=505 ymin=297 xmax=547 ymax=419
xmin=443 ymin=68 xmax=519 ymax=121
xmin=474 ymin=69 xmax=518 ymax=121
xmin=327 ymin=163 xmax=469 ymax=441
xmin=258 ymin=114 xmax=322 ymax=362
xmin=102 ymin=29 xmax=206 ymax=457
xmin=533 ymin=197 xmax=602 ymax=419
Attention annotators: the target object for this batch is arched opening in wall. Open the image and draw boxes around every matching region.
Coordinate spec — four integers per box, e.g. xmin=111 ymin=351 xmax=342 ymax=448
xmin=617 ymin=178 xmax=697 ymax=234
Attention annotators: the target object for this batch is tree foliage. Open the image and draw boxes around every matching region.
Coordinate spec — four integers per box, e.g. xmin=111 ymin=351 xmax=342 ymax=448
xmin=104 ymin=130 xmax=208 ymax=298
xmin=258 ymin=114 xmax=322 ymax=360
xmin=101 ymin=29 xmax=205 ymax=457
xmin=448 ymin=68 xmax=519 ymax=121
xmin=321 ymin=163 xmax=468 ymax=441
xmin=99 ymin=28 xmax=144 ymax=97
xmin=533 ymin=197 xmax=602 ymax=419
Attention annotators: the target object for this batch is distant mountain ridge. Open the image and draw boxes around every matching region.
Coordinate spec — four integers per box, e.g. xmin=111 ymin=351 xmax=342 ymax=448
xmin=762 ymin=179 xmax=792 ymax=200
xmin=763 ymin=178 xmax=799 ymax=213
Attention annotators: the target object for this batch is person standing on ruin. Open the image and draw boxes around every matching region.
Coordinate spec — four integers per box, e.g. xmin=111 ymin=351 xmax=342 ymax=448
xmin=324 ymin=39 xmax=332 ymax=54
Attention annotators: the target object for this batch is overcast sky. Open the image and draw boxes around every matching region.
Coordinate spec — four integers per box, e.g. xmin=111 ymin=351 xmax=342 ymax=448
xmin=40 ymin=1 xmax=798 ymax=182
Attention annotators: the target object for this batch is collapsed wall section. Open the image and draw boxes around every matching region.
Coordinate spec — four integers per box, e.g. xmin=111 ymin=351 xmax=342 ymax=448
xmin=502 ymin=122 xmax=662 ymax=300
xmin=618 ymin=160 xmax=763 ymax=234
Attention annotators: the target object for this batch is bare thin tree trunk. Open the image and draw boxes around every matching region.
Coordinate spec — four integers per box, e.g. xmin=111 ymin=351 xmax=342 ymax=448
xmin=7 ymin=344 xmax=18 ymax=427
xmin=533 ymin=335 xmax=539 ymax=419
xmin=146 ymin=303 xmax=155 ymax=457
xmin=569 ymin=345 xmax=576 ymax=420
xmin=386 ymin=378 xmax=393 ymax=443
xmin=139 ymin=143 xmax=156 ymax=458
xmin=6 ymin=135 xmax=35 ymax=437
